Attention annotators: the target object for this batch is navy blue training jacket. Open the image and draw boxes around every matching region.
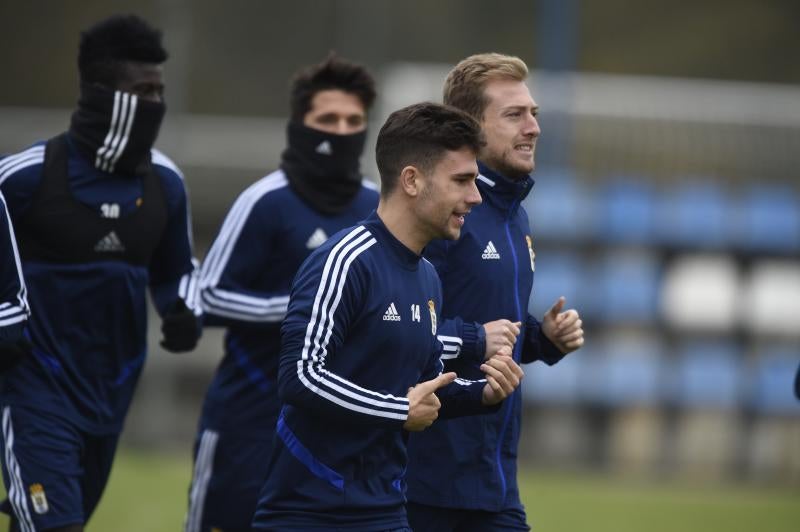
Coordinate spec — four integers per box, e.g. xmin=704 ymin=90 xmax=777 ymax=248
xmin=0 ymin=137 xmax=199 ymax=433
xmin=0 ymin=191 xmax=28 ymax=342
xmin=197 ymin=169 xmax=379 ymax=437
xmin=406 ymin=162 xmax=564 ymax=512
xmin=252 ymin=211 xmax=493 ymax=531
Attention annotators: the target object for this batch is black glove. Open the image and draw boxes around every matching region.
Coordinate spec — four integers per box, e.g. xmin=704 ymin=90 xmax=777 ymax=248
xmin=0 ymin=336 xmax=32 ymax=373
xmin=160 ymin=299 xmax=200 ymax=353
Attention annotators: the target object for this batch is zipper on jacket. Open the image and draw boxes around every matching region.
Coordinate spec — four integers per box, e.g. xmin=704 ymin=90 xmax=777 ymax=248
xmin=495 ymin=198 xmax=523 ymax=501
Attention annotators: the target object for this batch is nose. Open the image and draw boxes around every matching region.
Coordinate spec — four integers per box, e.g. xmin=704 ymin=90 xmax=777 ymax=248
xmin=524 ymin=113 xmax=541 ymax=138
xmin=334 ymin=119 xmax=351 ymax=135
xmin=468 ymin=180 xmax=483 ymax=206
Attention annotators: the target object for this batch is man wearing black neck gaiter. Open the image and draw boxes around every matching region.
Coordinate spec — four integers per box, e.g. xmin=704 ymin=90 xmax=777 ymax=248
xmin=0 ymin=15 xmax=201 ymax=532
xmin=185 ymin=55 xmax=379 ymax=532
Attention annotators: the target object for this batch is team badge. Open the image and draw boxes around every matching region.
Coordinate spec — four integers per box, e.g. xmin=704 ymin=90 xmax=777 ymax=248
xmin=526 ymin=235 xmax=536 ymax=272
xmin=29 ymin=483 xmax=49 ymax=514
xmin=428 ymin=299 xmax=437 ymax=336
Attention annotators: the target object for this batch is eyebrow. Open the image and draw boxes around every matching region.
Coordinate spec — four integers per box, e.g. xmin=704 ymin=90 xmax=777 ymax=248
xmin=503 ymin=104 xmax=539 ymax=112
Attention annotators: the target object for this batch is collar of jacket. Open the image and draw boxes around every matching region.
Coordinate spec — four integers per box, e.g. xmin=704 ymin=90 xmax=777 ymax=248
xmin=476 ymin=161 xmax=535 ymax=213
xmin=365 ymin=210 xmax=422 ymax=271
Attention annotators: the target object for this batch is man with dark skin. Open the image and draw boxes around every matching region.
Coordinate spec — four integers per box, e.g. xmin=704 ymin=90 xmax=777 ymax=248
xmin=0 ymin=15 xmax=200 ymax=532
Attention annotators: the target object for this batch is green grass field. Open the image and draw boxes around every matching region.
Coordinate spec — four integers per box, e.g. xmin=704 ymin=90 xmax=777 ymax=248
xmin=1 ymin=448 xmax=798 ymax=531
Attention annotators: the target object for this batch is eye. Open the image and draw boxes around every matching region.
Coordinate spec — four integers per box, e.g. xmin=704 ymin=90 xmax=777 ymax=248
xmin=347 ymin=115 xmax=365 ymax=126
xmin=317 ymin=114 xmax=339 ymax=124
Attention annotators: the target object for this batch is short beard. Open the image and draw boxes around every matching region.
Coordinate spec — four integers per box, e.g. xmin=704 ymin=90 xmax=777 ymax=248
xmin=481 ymin=151 xmax=532 ymax=181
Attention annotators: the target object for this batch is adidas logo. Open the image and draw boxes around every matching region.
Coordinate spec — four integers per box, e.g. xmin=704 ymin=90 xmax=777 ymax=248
xmin=315 ymin=140 xmax=333 ymax=155
xmin=481 ymin=241 xmax=500 ymax=260
xmin=383 ymin=302 xmax=401 ymax=321
xmin=94 ymin=231 xmax=125 ymax=252
xmin=305 ymin=228 xmax=328 ymax=249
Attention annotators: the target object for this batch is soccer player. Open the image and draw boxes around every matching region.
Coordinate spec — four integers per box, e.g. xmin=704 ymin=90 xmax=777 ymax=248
xmin=0 ymin=191 xmax=30 ymax=372
xmin=405 ymin=53 xmax=585 ymax=531
xmin=0 ymin=15 xmax=201 ymax=531
xmin=184 ymin=55 xmax=380 ymax=532
xmin=250 ymin=102 xmax=525 ymax=531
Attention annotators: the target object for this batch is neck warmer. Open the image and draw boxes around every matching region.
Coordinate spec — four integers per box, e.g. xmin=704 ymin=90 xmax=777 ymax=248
xmin=281 ymin=121 xmax=366 ymax=215
xmin=68 ymin=82 xmax=165 ymax=176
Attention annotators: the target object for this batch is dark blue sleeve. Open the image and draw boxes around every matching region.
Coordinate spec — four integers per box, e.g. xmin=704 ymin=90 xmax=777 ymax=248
xmin=521 ymin=314 xmax=564 ymax=365
xmin=423 ymin=238 xmax=485 ymax=362
xmin=0 ymin=192 xmax=29 ymax=342
xmin=277 ymin=239 xmax=408 ymax=428
xmin=420 ymin=306 xmax=497 ymax=419
xmin=0 ymin=143 xmax=46 ymax=219
xmin=147 ymin=161 xmax=201 ymax=318
xmin=198 ymin=189 xmax=289 ymax=328
xmin=437 ymin=317 xmax=485 ymax=364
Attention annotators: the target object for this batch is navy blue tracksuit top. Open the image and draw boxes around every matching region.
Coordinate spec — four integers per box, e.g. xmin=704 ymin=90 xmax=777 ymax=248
xmin=0 ymin=191 xmax=29 ymax=342
xmin=0 ymin=138 xmax=199 ymax=433
xmin=252 ymin=211 xmax=494 ymax=531
xmin=406 ymin=162 xmax=565 ymax=512
xmin=197 ymin=169 xmax=379 ymax=437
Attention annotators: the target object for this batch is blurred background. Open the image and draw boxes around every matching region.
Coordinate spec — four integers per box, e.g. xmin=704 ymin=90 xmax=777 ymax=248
xmin=1 ymin=0 xmax=798 ymax=530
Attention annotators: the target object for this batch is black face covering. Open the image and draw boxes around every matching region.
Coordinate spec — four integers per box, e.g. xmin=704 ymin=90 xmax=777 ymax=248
xmin=69 ymin=82 xmax=166 ymax=176
xmin=281 ymin=121 xmax=367 ymax=215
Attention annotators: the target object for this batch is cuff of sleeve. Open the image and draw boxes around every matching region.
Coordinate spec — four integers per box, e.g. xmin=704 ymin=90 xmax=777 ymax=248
xmin=538 ymin=330 xmax=565 ymax=365
xmin=460 ymin=322 xmax=485 ymax=362
xmin=0 ymin=323 xmax=25 ymax=343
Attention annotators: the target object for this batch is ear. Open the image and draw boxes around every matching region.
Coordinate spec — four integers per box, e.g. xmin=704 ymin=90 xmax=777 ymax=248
xmin=399 ymin=165 xmax=421 ymax=198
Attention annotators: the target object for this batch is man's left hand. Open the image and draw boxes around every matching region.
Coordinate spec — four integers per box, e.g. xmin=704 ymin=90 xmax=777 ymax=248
xmin=160 ymin=299 xmax=201 ymax=353
xmin=480 ymin=355 xmax=524 ymax=405
xmin=542 ymin=296 xmax=584 ymax=354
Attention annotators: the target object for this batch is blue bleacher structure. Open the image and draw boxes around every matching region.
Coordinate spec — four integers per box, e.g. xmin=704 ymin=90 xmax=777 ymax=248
xmin=579 ymin=336 xmax=664 ymax=407
xmin=529 ymin=250 xmax=585 ymax=317
xmin=738 ymin=185 xmax=800 ymax=254
xmin=670 ymin=340 xmax=742 ymax=410
xmin=523 ymin=347 xmax=585 ymax=404
xmin=592 ymin=180 xmax=656 ymax=245
xmin=525 ymin=167 xmax=590 ymax=241
xmin=750 ymin=346 xmax=800 ymax=415
xmin=655 ymin=181 xmax=731 ymax=249
xmin=588 ymin=252 xmax=660 ymax=324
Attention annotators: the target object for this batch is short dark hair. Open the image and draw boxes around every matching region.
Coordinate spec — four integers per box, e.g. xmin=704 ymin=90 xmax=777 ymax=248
xmin=376 ymin=102 xmax=484 ymax=197
xmin=289 ymin=53 xmax=377 ymax=122
xmin=78 ymin=14 xmax=168 ymax=86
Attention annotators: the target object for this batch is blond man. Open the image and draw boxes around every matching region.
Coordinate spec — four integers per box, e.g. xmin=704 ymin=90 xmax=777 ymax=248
xmin=406 ymin=53 xmax=584 ymax=531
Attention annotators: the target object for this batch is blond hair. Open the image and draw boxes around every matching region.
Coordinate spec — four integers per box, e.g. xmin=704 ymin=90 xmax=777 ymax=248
xmin=443 ymin=53 xmax=528 ymax=120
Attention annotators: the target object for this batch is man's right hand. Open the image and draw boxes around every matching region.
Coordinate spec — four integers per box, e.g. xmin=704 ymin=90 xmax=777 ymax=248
xmin=483 ymin=319 xmax=521 ymax=360
xmin=404 ymin=372 xmax=457 ymax=431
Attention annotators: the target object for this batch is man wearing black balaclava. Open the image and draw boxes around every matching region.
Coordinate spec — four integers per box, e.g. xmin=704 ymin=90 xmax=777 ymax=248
xmin=0 ymin=14 xmax=201 ymax=532
xmin=184 ymin=55 xmax=379 ymax=532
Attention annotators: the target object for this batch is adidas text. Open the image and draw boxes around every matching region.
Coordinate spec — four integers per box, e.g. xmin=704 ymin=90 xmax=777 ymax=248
xmin=481 ymin=241 xmax=500 ymax=260
xmin=383 ymin=302 xmax=401 ymax=321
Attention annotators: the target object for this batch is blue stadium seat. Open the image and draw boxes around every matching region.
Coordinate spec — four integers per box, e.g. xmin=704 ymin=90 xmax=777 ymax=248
xmin=579 ymin=336 xmax=663 ymax=407
xmin=738 ymin=185 xmax=800 ymax=254
xmin=749 ymin=346 xmax=800 ymax=415
xmin=655 ymin=181 xmax=731 ymax=249
xmin=523 ymin=349 xmax=584 ymax=404
xmin=528 ymin=250 xmax=585 ymax=318
xmin=670 ymin=341 xmax=742 ymax=409
xmin=593 ymin=180 xmax=656 ymax=244
xmin=588 ymin=252 xmax=660 ymax=324
xmin=525 ymin=167 xmax=590 ymax=241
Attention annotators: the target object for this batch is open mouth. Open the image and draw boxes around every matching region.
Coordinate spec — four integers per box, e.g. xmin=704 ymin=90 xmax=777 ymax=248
xmin=515 ymin=143 xmax=533 ymax=153
xmin=452 ymin=210 xmax=470 ymax=226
